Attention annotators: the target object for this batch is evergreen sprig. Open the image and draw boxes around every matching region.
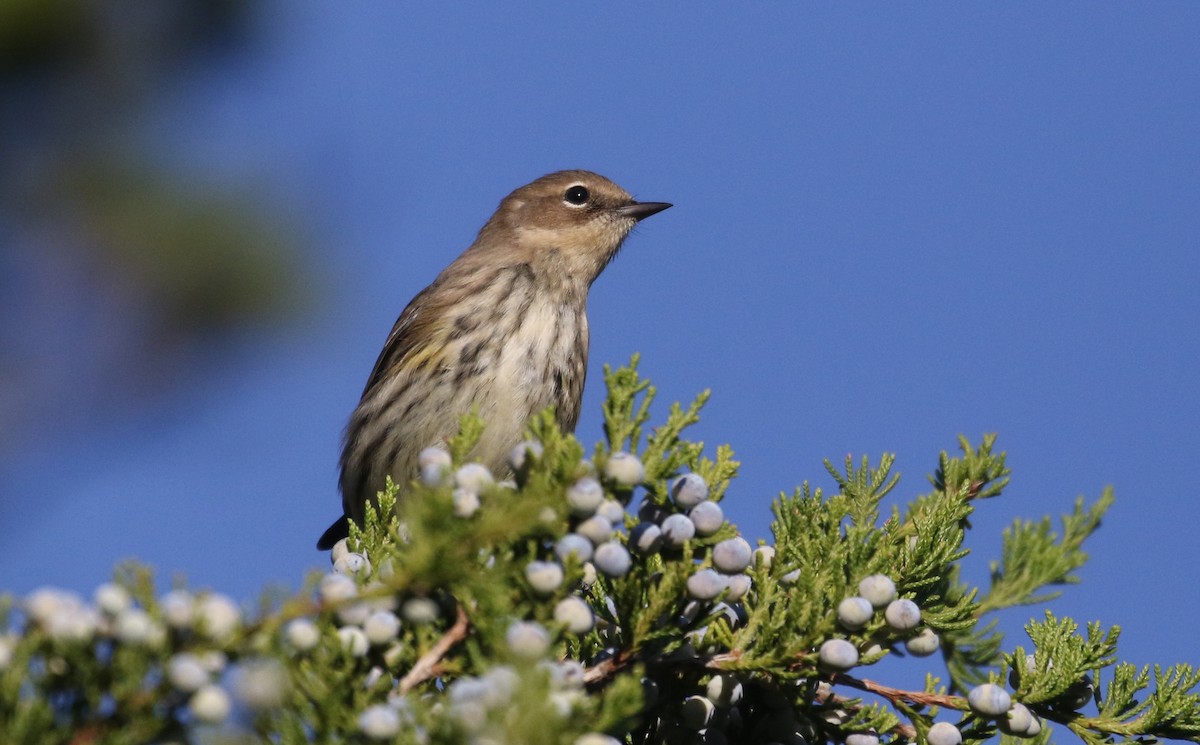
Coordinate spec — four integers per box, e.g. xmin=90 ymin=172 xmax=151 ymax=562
xmin=0 ymin=358 xmax=1193 ymax=745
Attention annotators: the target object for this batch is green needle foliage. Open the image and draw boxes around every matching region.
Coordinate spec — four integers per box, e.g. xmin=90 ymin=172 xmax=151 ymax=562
xmin=0 ymin=357 xmax=1196 ymax=745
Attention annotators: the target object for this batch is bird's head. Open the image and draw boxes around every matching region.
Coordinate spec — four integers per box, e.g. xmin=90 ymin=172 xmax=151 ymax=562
xmin=473 ymin=170 xmax=671 ymax=283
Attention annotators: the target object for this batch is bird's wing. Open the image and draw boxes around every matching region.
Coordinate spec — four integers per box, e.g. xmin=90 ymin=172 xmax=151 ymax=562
xmin=359 ymin=286 xmax=439 ymax=398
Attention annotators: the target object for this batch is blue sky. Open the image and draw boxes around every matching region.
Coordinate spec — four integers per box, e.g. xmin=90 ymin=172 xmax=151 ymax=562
xmin=3 ymin=3 xmax=1197 ymax=683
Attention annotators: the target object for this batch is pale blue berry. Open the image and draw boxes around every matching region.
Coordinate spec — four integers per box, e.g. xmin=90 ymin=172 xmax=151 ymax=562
xmin=482 ymin=665 xmax=520 ymax=705
xmin=604 ymin=451 xmax=644 ymax=487
xmin=283 ymin=618 xmax=320 ymax=651
xmin=967 ymin=683 xmax=1012 ymax=717
xmin=160 ymin=589 xmax=195 ymax=630
xmin=197 ymin=594 xmax=240 ymax=640
xmin=334 ymin=552 xmax=371 ymax=576
xmin=448 ymin=676 xmax=490 ymax=703
xmin=661 ymin=513 xmax=696 ymax=546
xmin=753 ymin=545 xmax=775 ymax=569
xmin=421 ymin=462 xmax=449 ymax=487
xmin=885 ymin=599 xmax=921 ymax=631
xmin=330 ymin=538 xmax=351 ymax=564
xmin=419 ymin=447 xmax=452 ymax=486
xmin=506 ymin=620 xmax=551 ymax=658
xmin=566 ymin=477 xmax=605 ymax=516
xmin=49 ymin=616 xmax=97 ymax=646
xmin=846 ymin=732 xmax=879 ymax=745
xmin=363 ymin=611 xmax=401 ymax=645
xmin=188 ymin=684 xmax=231 ymax=724
xmin=818 ymin=638 xmax=859 ymax=670
xmin=547 ymin=659 xmax=587 ymax=689
xmin=597 ymin=498 xmax=626 ymax=525
xmin=25 ymin=587 xmax=79 ymax=623
xmin=1000 ymin=702 xmax=1037 ymax=736
xmin=630 ymin=522 xmax=663 ymax=553
xmin=1058 ymin=674 xmax=1095 ymax=710
xmin=167 ymin=653 xmax=209 ymax=692
xmin=686 ymin=569 xmax=728 ymax=601
xmin=452 ymin=488 xmax=481 ymax=518
xmin=724 ymin=574 xmax=752 ymax=602
xmin=670 ymin=473 xmax=709 ymax=508
xmin=400 ymin=598 xmax=440 ymax=624
xmin=593 ymin=541 xmax=632 ymax=577
xmin=555 ymin=533 xmax=594 ymax=562
xmin=115 ymin=608 xmax=161 ymax=646
xmin=712 ymin=537 xmax=752 ymax=573
xmin=337 ymin=627 xmax=369 ymax=657
xmin=837 ymin=597 xmax=874 ymax=630
xmin=525 ymin=561 xmax=565 ymax=595
xmin=681 ymin=695 xmax=716 ymax=730
xmin=358 ymin=704 xmax=401 ymax=739
xmin=94 ymin=583 xmax=132 ymax=616
xmin=927 ymin=722 xmax=962 ymax=745
xmin=554 ymin=597 xmax=595 ymax=634
xmin=508 ymin=440 xmax=543 ymax=471
xmin=418 ymin=446 xmax=451 ymax=469
xmin=706 ymin=674 xmax=743 ymax=708
xmin=1023 ymin=712 xmax=1043 ymax=737
xmin=336 ymin=600 xmax=370 ymax=626
xmin=576 ymin=515 xmax=613 ymax=545
xmin=905 ymin=628 xmax=940 ymax=657
xmin=455 ymin=463 xmax=494 ymax=493
xmin=580 ymin=561 xmax=597 ymax=589
xmin=858 ymin=574 xmax=897 ymax=608
xmin=688 ymin=501 xmax=724 ymax=536
xmin=319 ymin=573 xmax=358 ymax=604
xmin=233 ymin=658 xmax=288 ymax=710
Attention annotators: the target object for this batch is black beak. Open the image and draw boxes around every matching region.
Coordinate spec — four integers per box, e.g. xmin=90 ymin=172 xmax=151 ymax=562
xmin=617 ymin=201 xmax=672 ymax=221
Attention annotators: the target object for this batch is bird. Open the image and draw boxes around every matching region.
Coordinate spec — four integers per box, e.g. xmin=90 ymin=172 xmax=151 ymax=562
xmin=317 ymin=170 xmax=671 ymax=549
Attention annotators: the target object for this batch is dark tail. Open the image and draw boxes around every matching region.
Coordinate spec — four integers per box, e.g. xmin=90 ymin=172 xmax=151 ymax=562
xmin=316 ymin=515 xmax=350 ymax=550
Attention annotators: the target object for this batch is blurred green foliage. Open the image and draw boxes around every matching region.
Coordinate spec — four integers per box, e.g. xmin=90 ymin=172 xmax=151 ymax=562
xmin=44 ymin=159 xmax=302 ymax=332
xmin=0 ymin=0 xmax=309 ymax=445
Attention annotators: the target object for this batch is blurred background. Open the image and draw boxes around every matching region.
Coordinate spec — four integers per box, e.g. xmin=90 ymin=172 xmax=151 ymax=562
xmin=1 ymin=1 xmax=1197 ymax=683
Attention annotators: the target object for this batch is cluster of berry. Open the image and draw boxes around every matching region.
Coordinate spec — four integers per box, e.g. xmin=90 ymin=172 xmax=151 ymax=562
xmin=6 ymin=584 xmax=285 ymax=727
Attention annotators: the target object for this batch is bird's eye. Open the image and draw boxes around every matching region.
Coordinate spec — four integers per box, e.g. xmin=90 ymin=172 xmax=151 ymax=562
xmin=563 ymin=185 xmax=590 ymax=206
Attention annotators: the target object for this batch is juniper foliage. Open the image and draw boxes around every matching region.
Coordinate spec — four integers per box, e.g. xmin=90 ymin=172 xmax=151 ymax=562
xmin=0 ymin=357 xmax=1196 ymax=745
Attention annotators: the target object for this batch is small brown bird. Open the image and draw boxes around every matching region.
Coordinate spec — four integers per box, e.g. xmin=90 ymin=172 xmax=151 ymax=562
xmin=317 ymin=170 xmax=671 ymax=549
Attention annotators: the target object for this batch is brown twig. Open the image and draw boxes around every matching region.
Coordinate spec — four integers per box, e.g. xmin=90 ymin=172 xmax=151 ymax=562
xmin=398 ymin=605 xmax=471 ymax=694
xmin=584 ymin=649 xmax=960 ymax=742
xmin=582 ymin=654 xmax=623 ymax=685
xmin=831 ymin=672 xmax=967 ymax=710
